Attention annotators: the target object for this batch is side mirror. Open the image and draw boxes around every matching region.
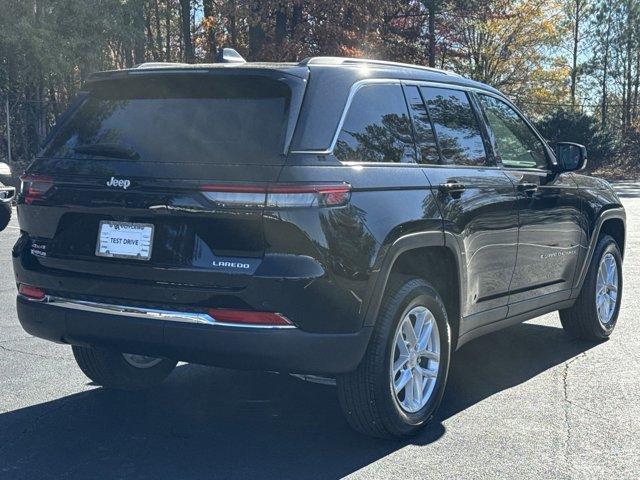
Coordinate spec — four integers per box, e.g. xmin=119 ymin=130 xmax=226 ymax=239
xmin=0 ymin=162 xmax=11 ymax=177
xmin=555 ymin=142 xmax=587 ymax=172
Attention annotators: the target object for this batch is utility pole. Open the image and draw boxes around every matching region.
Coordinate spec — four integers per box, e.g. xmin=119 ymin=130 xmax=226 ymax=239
xmin=5 ymin=98 xmax=11 ymax=164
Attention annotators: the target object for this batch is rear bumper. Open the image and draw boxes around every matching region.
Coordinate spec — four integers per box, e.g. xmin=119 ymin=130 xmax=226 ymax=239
xmin=16 ymin=295 xmax=371 ymax=374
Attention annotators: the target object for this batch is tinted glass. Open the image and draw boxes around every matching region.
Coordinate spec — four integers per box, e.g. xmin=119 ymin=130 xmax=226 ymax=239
xmin=43 ymin=76 xmax=291 ymax=166
xmin=478 ymin=94 xmax=548 ymax=169
xmin=334 ymin=84 xmax=415 ymax=163
xmin=421 ymin=87 xmax=487 ymax=166
xmin=404 ymin=86 xmax=439 ymax=165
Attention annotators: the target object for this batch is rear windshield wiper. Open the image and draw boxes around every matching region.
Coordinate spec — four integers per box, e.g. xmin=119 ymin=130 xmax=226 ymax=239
xmin=73 ymin=144 xmax=140 ymax=160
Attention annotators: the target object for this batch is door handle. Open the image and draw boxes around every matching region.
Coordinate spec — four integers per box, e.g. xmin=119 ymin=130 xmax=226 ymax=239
xmin=439 ymin=181 xmax=467 ymax=195
xmin=517 ymin=182 xmax=538 ymax=194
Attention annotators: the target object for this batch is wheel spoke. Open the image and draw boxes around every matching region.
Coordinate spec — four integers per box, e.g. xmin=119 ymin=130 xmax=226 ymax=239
xmin=416 ymin=319 xmax=434 ymax=352
xmin=412 ymin=369 xmax=423 ymax=407
xmin=413 ymin=308 xmax=427 ymax=339
xmin=395 ymin=333 xmax=410 ymax=357
xmin=419 ymin=349 xmax=439 ymax=361
xmin=393 ymin=355 xmax=408 ymax=374
xmin=606 ymin=258 xmax=616 ymax=284
xmin=404 ymin=373 xmax=415 ymax=406
xmin=417 ymin=365 xmax=438 ymax=379
xmin=394 ymin=368 xmax=412 ymax=393
xmin=598 ymin=266 xmax=607 ymax=286
xmin=402 ymin=319 xmax=418 ymax=348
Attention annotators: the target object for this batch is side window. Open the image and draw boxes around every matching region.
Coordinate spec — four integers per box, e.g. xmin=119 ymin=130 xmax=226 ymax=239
xmin=478 ymin=94 xmax=548 ymax=169
xmin=420 ymin=87 xmax=487 ymax=166
xmin=334 ymin=84 xmax=415 ymax=163
xmin=404 ymin=86 xmax=439 ymax=165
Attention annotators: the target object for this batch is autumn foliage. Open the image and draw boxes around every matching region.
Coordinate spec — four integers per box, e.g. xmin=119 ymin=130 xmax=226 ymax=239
xmin=1 ymin=0 xmax=639 ymax=174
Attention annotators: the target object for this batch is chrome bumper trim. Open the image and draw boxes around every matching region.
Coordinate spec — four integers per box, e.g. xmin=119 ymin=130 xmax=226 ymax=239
xmin=20 ymin=295 xmax=296 ymax=329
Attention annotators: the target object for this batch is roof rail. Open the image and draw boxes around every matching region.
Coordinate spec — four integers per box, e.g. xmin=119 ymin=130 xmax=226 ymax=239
xmin=298 ymin=56 xmax=462 ymax=77
xmin=135 ymin=62 xmax=191 ymax=69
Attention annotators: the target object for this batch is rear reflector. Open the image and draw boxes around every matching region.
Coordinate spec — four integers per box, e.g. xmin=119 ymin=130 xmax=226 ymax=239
xmin=20 ymin=175 xmax=54 ymax=204
xmin=201 ymin=183 xmax=351 ymax=209
xmin=208 ymin=308 xmax=293 ymax=326
xmin=18 ymin=284 xmax=46 ymax=300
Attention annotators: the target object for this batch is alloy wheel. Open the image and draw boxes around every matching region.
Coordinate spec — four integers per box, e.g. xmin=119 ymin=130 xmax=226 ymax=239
xmin=390 ymin=305 xmax=440 ymax=413
xmin=596 ymin=252 xmax=619 ymax=325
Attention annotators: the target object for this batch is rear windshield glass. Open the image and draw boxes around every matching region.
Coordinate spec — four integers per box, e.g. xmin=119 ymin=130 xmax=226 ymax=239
xmin=42 ymin=75 xmax=292 ymax=165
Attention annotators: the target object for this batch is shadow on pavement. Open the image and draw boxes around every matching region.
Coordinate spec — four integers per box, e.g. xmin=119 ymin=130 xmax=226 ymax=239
xmin=0 ymin=321 xmax=595 ymax=480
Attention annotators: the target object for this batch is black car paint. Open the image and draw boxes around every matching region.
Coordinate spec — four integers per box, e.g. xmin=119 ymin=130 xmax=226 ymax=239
xmin=13 ymin=61 xmax=625 ymax=374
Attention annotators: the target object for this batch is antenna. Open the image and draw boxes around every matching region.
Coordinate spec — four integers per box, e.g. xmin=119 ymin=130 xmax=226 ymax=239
xmin=215 ymin=48 xmax=247 ymax=64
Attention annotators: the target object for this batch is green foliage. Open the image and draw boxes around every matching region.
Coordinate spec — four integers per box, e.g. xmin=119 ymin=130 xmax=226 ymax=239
xmin=1 ymin=0 xmax=639 ymax=176
xmin=535 ymin=109 xmax=616 ymax=167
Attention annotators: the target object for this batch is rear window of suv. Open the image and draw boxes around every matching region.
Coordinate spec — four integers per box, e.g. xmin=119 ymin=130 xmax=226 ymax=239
xmin=42 ymin=75 xmax=292 ymax=166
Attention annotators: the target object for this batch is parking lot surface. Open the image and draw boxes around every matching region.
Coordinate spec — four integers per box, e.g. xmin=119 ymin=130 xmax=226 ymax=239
xmin=1 ymin=185 xmax=639 ymax=479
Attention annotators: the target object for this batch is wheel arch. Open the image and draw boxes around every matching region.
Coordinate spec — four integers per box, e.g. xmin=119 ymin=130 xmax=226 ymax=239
xmin=600 ymin=217 xmax=625 ymax=259
xmin=363 ymin=231 xmax=464 ymax=348
xmin=573 ymin=206 xmax=626 ymax=293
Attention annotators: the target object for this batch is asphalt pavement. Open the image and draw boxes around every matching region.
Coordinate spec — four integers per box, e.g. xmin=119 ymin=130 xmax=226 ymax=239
xmin=0 ymin=186 xmax=638 ymax=479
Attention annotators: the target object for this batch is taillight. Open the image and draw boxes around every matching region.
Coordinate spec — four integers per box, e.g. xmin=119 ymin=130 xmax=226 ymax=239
xmin=208 ymin=308 xmax=293 ymax=327
xmin=268 ymin=184 xmax=351 ymax=208
xmin=20 ymin=175 xmax=53 ymax=204
xmin=200 ymin=183 xmax=351 ymax=209
xmin=201 ymin=184 xmax=268 ymax=208
xmin=18 ymin=284 xmax=46 ymax=301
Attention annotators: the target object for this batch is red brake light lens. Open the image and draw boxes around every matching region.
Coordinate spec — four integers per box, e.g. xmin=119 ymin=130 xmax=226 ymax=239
xmin=207 ymin=308 xmax=293 ymax=326
xmin=267 ymin=184 xmax=351 ymax=208
xmin=200 ymin=183 xmax=351 ymax=208
xmin=20 ymin=175 xmax=53 ymax=204
xmin=18 ymin=284 xmax=46 ymax=300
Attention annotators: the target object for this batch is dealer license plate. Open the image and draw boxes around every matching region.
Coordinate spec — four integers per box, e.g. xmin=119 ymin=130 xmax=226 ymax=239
xmin=95 ymin=221 xmax=154 ymax=261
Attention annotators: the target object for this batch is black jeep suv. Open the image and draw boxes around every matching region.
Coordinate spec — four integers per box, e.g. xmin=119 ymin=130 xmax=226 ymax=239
xmin=13 ymin=54 xmax=625 ymax=438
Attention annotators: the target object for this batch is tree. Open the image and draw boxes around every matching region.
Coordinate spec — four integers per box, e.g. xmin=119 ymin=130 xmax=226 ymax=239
xmin=202 ymin=0 xmax=218 ymax=61
xmin=439 ymin=0 xmax=569 ymax=107
xmin=564 ymin=0 xmax=592 ymax=108
xmin=179 ymin=0 xmax=194 ymax=62
xmin=536 ymin=109 xmax=615 ymax=167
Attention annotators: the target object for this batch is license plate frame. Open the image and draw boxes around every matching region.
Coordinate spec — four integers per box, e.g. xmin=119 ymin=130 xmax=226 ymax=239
xmin=95 ymin=221 xmax=154 ymax=261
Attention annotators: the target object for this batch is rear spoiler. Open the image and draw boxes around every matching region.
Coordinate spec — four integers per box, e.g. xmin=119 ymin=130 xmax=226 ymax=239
xmin=86 ymin=65 xmax=309 ymax=83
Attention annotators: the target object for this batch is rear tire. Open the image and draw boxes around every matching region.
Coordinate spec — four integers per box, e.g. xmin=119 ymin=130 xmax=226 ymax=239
xmin=0 ymin=204 xmax=10 ymax=232
xmin=72 ymin=346 xmax=177 ymax=391
xmin=560 ymin=234 xmax=622 ymax=341
xmin=337 ymin=277 xmax=451 ymax=438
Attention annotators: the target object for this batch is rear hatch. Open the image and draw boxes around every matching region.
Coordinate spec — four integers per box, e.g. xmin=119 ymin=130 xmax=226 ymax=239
xmin=19 ymin=68 xmax=307 ymax=286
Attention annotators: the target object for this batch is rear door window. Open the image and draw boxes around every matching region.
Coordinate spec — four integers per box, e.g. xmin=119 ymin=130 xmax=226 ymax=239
xmin=420 ymin=87 xmax=487 ymax=166
xmin=404 ymin=85 xmax=439 ymax=165
xmin=42 ymin=75 xmax=293 ymax=166
xmin=334 ymin=84 xmax=415 ymax=163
